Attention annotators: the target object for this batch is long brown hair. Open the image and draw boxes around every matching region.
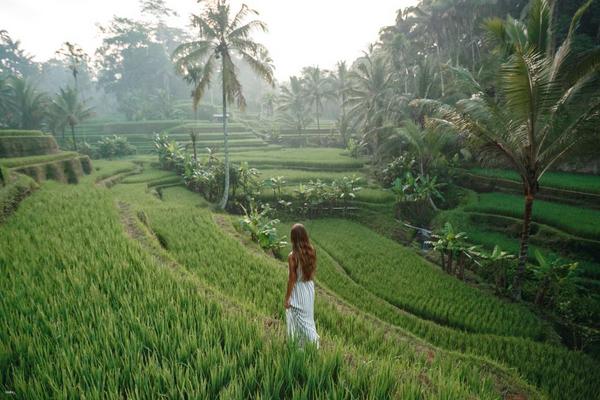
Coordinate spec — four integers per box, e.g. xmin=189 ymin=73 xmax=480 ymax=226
xmin=290 ymin=223 xmax=317 ymax=281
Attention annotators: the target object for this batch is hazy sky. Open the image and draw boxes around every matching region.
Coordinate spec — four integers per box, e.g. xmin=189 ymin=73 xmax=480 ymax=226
xmin=1 ymin=0 xmax=418 ymax=80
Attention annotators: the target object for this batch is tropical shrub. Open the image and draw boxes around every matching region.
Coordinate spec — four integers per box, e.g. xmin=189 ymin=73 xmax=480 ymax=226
xmin=266 ymin=175 xmax=286 ymax=200
xmin=154 ymin=133 xmax=184 ymax=171
xmin=392 ymin=172 xmax=444 ymax=226
xmin=239 ymin=200 xmax=287 ymax=257
xmin=95 ymin=135 xmax=136 ymax=159
xmin=183 ymin=156 xmax=224 ymax=203
xmin=294 ymin=176 xmax=362 ymax=216
xmin=233 ymin=162 xmax=262 ymax=207
xmin=346 ymin=138 xmax=364 ymax=158
xmin=477 ymin=245 xmax=516 ymax=294
xmin=531 ymin=251 xmax=579 ymax=307
xmin=379 ymin=155 xmax=417 ymax=187
xmin=427 ymin=222 xmax=478 ymax=279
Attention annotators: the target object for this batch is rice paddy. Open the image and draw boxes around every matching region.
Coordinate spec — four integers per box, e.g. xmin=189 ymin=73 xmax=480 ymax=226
xmin=1 ymin=149 xmax=598 ymax=400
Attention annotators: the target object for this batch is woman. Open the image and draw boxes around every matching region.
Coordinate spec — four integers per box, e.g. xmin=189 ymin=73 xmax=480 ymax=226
xmin=284 ymin=223 xmax=320 ymax=348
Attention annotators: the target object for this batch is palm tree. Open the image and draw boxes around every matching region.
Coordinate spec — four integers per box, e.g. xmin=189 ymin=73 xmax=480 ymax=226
xmin=260 ymin=91 xmax=277 ymax=118
xmin=51 ymin=86 xmax=94 ymax=151
xmin=0 ymin=75 xmax=14 ymax=127
xmin=420 ymin=0 xmax=600 ymax=299
xmin=302 ymin=66 xmax=334 ymax=130
xmin=277 ymin=76 xmax=311 ymax=140
xmin=388 ymin=120 xmax=450 ymax=210
xmin=345 ymin=52 xmax=393 ymax=163
xmin=9 ymin=77 xmax=47 ymax=130
xmin=172 ymin=0 xmax=274 ymax=210
xmin=56 ymin=42 xmax=88 ymax=90
xmin=331 ymin=61 xmax=351 ymax=145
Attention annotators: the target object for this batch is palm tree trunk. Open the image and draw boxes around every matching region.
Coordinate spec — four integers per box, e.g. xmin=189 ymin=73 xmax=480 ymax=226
xmin=512 ymin=191 xmax=535 ymax=299
xmin=447 ymin=251 xmax=453 ymax=274
xmin=436 ymin=45 xmax=445 ymax=97
xmin=71 ymin=124 xmax=77 ymax=151
xmin=316 ymin=95 xmax=320 ymax=130
xmin=193 ymin=107 xmax=198 ymax=162
xmin=218 ymin=58 xmax=230 ymax=210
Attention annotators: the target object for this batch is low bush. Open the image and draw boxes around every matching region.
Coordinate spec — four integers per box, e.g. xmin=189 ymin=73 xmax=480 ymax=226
xmin=95 ymin=135 xmax=137 ymax=159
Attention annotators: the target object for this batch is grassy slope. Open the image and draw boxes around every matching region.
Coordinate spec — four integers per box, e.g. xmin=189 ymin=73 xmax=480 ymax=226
xmin=109 ymin=180 xmax=541 ymax=399
xmin=466 ymin=192 xmax=600 ymax=239
xmin=306 ymin=220 xmax=551 ymax=340
xmin=2 ymin=183 xmax=394 ymax=398
xmin=470 ymin=168 xmax=600 ymax=194
xmin=3 ymin=181 xmax=494 ymax=398
xmin=231 ymin=148 xmax=364 ymax=170
xmin=302 ymin=219 xmax=600 ymax=400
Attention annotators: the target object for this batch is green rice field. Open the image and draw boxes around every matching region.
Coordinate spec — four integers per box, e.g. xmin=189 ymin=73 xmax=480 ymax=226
xmin=469 ymin=168 xmax=600 ymax=194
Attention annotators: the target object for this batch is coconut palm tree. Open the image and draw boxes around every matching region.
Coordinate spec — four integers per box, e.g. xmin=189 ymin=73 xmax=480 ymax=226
xmin=0 ymin=75 xmax=14 ymax=126
xmin=302 ymin=66 xmax=334 ymax=130
xmin=56 ymin=42 xmax=88 ymax=90
xmin=419 ymin=0 xmax=600 ymax=299
xmin=345 ymin=52 xmax=393 ymax=163
xmin=9 ymin=77 xmax=47 ymax=130
xmin=51 ymin=86 xmax=94 ymax=151
xmin=277 ymin=76 xmax=311 ymax=140
xmin=331 ymin=61 xmax=351 ymax=145
xmin=172 ymin=0 xmax=274 ymax=209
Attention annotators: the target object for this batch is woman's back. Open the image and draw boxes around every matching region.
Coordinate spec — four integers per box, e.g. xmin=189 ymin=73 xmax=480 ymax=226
xmin=284 ymin=224 xmax=319 ymax=348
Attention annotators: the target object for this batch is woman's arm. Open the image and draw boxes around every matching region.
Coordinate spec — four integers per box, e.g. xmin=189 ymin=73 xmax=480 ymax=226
xmin=284 ymin=253 xmax=297 ymax=308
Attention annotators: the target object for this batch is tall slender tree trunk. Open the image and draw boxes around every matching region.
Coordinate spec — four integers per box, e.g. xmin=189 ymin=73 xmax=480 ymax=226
xmin=316 ymin=102 xmax=320 ymax=131
xmin=436 ymin=45 xmax=445 ymax=97
xmin=512 ymin=190 xmax=535 ymax=299
xmin=192 ymin=107 xmax=198 ymax=162
xmin=71 ymin=124 xmax=77 ymax=151
xmin=218 ymin=58 xmax=230 ymax=210
xmin=447 ymin=251 xmax=453 ymax=274
xmin=340 ymin=92 xmax=347 ymax=145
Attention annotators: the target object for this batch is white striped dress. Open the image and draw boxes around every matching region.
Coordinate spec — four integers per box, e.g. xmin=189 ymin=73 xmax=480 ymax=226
xmin=286 ymin=262 xmax=320 ymax=348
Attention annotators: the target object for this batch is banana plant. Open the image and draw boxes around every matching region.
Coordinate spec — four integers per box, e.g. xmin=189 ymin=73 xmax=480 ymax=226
xmin=267 ymin=176 xmax=286 ymax=200
xmin=478 ymin=245 xmax=516 ymax=294
xmin=532 ymin=250 xmax=578 ymax=307
xmin=427 ymin=222 xmax=469 ymax=275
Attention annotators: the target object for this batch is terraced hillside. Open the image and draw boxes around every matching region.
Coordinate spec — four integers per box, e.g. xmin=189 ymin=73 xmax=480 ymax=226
xmin=0 ymin=130 xmax=92 ymax=184
xmin=444 ymin=169 xmax=600 ymax=289
xmin=240 ymin=116 xmax=341 ymax=147
xmin=1 ymin=162 xmax=548 ymax=399
xmin=76 ymin=120 xmax=275 ymax=154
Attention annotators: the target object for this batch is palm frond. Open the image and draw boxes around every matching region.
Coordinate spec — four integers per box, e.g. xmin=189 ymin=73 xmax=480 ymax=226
xmin=192 ymin=55 xmax=216 ymax=110
xmin=237 ymin=49 xmax=274 ymax=86
xmin=222 ymin=52 xmax=246 ymax=109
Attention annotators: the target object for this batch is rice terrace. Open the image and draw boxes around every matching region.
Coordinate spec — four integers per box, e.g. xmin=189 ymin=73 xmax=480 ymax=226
xmin=1 ymin=0 xmax=599 ymax=398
